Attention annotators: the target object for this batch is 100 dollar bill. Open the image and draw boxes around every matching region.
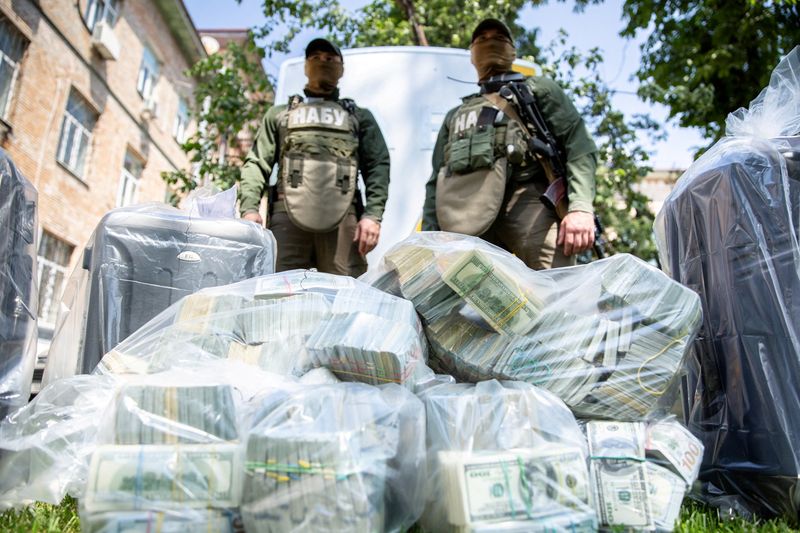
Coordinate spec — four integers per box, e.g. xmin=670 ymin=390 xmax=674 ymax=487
xmin=442 ymin=250 xmax=542 ymax=336
xmin=84 ymin=444 xmax=241 ymax=513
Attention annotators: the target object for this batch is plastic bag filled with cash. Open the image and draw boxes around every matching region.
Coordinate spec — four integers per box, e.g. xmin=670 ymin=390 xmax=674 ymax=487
xmin=91 ymin=270 xmax=434 ymax=389
xmin=363 ymin=232 xmax=702 ymax=420
xmin=419 ymin=380 xmax=596 ymax=532
xmin=41 ymin=199 xmax=278 ymax=386
xmin=0 ymin=359 xmax=290 ymax=514
xmin=655 ymin=46 xmax=800 ymax=520
xmin=242 ymin=383 xmax=427 ymax=532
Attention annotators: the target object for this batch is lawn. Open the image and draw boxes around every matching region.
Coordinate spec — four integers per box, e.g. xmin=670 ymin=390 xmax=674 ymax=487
xmin=1 ymin=498 xmax=798 ymax=532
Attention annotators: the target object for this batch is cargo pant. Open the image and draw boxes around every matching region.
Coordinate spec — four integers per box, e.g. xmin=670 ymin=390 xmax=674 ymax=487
xmin=479 ymin=181 xmax=576 ymax=270
xmin=269 ymin=205 xmax=367 ymax=277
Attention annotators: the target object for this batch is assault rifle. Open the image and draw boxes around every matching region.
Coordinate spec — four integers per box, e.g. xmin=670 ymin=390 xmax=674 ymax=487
xmin=496 ymin=82 xmax=607 ymax=259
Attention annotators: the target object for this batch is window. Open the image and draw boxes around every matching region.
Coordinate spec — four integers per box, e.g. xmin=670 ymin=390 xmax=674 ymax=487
xmin=37 ymin=232 xmax=74 ymax=326
xmin=136 ymin=45 xmax=159 ymax=102
xmin=117 ymin=150 xmax=143 ymax=207
xmin=56 ymin=89 xmax=98 ymax=178
xmin=173 ymin=97 xmax=189 ymax=143
xmin=0 ymin=15 xmax=28 ymax=120
xmin=83 ymin=0 xmax=119 ymax=33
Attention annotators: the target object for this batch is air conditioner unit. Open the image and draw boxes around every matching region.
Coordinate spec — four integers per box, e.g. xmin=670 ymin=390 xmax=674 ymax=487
xmin=141 ymin=98 xmax=159 ymax=121
xmin=92 ymin=21 xmax=120 ymax=61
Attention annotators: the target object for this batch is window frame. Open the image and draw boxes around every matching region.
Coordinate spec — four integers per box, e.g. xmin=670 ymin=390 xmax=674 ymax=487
xmin=116 ymin=149 xmax=144 ymax=207
xmin=56 ymin=89 xmax=98 ymax=179
xmin=136 ymin=44 xmax=160 ymax=103
xmin=36 ymin=231 xmax=74 ymax=328
xmin=0 ymin=15 xmax=29 ymax=120
xmin=83 ymin=0 xmax=120 ymax=33
xmin=173 ymin=97 xmax=190 ymax=144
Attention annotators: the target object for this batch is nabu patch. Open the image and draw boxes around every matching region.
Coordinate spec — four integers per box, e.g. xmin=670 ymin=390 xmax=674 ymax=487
xmin=452 ymin=109 xmax=480 ymax=135
xmin=288 ymin=104 xmax=350 ymax=131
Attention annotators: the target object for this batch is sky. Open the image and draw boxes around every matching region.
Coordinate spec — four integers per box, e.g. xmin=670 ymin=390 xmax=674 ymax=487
xmin=185 ymin=0 xmax=708 ymax=170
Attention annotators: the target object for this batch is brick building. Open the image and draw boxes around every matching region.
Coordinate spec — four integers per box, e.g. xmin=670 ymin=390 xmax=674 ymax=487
xmin=0 ymin=0 xmax=205 ymax=337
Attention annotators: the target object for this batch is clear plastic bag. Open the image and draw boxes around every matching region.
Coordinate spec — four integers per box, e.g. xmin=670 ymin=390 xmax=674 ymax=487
xmin=0 ymin=149 xmax=38 ymax=420
xmin=42 ymin=202 xmax=277 ymax=385
xmin=364 ymin=231 xmax=702 ymax=420
xmin=655 ymin=46 xmax=800 ymax=520
xmin=0 ymin=374 xmax=118 ymax=508
xmin=419 ymin=379 xmax=595 ymax=532
xmin=241 ymin=382 xmax=427 ymax=532
xmin=94 ymin=271 xmax=433 ymax=390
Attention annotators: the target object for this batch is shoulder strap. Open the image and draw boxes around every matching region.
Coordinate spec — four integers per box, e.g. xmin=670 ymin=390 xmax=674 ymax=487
xmin=482 ymin=92 xmax=531 ymax=136
xmin=338 ymin=98 xmax=357 ymax=115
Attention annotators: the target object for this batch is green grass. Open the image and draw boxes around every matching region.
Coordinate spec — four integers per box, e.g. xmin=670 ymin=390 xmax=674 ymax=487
xmin=0 ymin=497 xmax=80 ymax=533
xmin=0 ymin=498 xmax=797 ymax=532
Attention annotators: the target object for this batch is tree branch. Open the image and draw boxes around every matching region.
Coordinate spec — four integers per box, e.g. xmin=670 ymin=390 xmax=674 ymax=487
xmin=395 ymin=0 xmax=428 ymax=46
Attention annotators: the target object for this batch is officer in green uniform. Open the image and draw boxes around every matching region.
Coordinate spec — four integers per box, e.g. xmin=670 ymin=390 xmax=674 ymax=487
xmin=423 ymin=19 xmax=598 ymax=269
xmin=239 ymin=38 xmax=390 ymax=276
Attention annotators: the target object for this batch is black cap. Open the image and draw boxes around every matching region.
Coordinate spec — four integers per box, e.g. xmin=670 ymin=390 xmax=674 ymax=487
xmin=305 ymin=38 xmax=343 ymax=60
xmin=471 ymin=18 xmax=513 ymax=44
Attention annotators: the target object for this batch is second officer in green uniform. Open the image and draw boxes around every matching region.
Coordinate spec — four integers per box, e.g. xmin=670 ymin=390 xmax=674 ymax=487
xmin=423 ymin=19 xmax=598 ymax=269
xmin=240 ymin=38 xmax=390 ymax=276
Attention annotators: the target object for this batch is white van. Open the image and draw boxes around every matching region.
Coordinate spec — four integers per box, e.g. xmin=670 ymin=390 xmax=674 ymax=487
xmin=274 ymin=46 xmax=538 ymax=264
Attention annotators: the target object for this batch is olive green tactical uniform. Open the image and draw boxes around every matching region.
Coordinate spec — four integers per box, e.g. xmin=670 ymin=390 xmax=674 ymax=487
xmin=423 ymin=76 xmax=598 ymax=270
xmin=240 ymin=95 xmax=390 ymax=276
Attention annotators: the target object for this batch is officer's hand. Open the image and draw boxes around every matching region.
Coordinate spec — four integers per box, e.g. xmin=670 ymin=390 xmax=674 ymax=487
xmin=557 ymin=211 xmax=594 ymax=256
xmin=354 ymin=218 xmax=381 ymax=256
xmin=243 ymin=212 xmax=264 ymax=225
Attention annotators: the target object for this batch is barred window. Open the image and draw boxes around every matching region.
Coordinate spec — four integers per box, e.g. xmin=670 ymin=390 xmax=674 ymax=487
xmin=0 ymin=15 xmax=28 ymax=119
xmin=56 ymin=89 xmax=98 ymax=178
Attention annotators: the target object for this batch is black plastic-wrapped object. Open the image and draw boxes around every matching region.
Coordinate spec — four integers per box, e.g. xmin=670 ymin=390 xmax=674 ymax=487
xmin=0 ymin=149 xmax=38 ymax=421
xmin=654 ymin=47 xmax=800 ymax=520
xmin=42 ymin=204 xmax=277 ymax=383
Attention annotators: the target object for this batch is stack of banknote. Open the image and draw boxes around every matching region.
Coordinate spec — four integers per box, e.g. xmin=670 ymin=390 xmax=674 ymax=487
xmin=587 ymin=419 xmax=704 ymax=530
xmin=82 ymin=384 xmax=243 ymax=527
xmin=241 ymin=385 xmax=407 ymax=533
xmin=307 ymin=313 xmax=423 ymax=385
xmin=374 ymin=241 xmax=701 ymax=419
xmin=420 ymin=381 xmax=593 ymax=531
xmin=111 ymin=384 xmax=238 ymax=444
xmin=102 ymin=272 xmax=426 ymax=387
xmin=81 ymin=509 xmax=243 ymax=533
xmin=437 ymin=446 xmax=596 ymax=532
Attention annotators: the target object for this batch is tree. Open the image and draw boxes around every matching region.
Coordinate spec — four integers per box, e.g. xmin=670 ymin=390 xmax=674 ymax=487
xmin=242 ymin=0 xmax=658 ymax=258
xmin=575 ymin=0 xmax=800 ymax=142
xmin=161 ymin=33 xmax=270 ymax=203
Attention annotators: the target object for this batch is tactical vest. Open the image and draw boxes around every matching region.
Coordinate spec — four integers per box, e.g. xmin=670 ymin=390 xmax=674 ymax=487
xmin=436 ymin=94 xmax=531 ymax=236
xmin=277 ymin=96 xmax=360 ymax=233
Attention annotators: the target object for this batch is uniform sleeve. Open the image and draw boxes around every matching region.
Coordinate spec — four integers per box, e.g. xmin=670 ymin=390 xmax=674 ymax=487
xmin=531 ymin=77 xmax=598 ymax=214
xmin=355 ymin=108 xmax=391 ymax=222
xmin=239 ymin=105 xmax=282 ymax=216
xmin=422 ymin=109 xmax=453 ymax=231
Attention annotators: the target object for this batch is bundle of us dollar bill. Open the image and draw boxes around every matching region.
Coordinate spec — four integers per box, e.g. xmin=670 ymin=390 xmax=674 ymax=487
xmin=98 ymin=272 xmax=428 ymax=387
xmin=371 ymin=236 xmax=702 ymax=420
xmin=438 ymin=447 xmax=594 ymax=531
xmin=112 ymin=384 xmax=238 ymax=444
xmin=587 ymin=419 xmax=704 ymax=531
xmin=242 ymin=383 xmax=426 ymax=533
xmin=81 ymin=509 xmax=244 ymax=533
xmin=83 ymin=443 xmax=242 ymax=513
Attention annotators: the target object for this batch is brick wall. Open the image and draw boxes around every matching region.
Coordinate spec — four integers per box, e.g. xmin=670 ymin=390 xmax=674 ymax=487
xmin=1 ymin=0 xmax=198 ymax=270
